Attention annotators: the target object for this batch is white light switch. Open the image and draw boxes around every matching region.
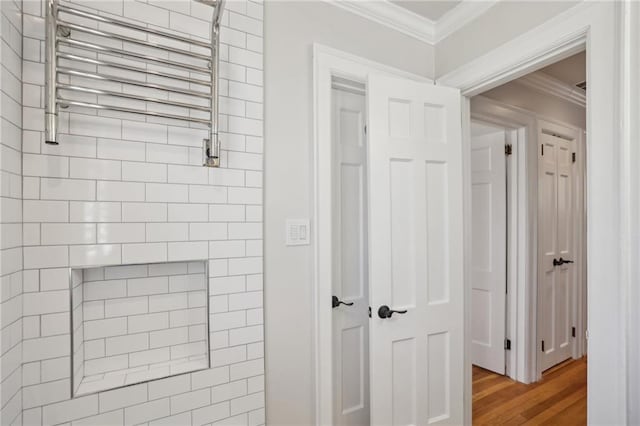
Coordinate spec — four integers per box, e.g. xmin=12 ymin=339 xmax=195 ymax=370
xmin=286 ymin=219 xmax=310 ymax=246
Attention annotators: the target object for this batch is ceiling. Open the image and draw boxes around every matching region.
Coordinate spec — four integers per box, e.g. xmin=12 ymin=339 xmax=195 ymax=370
xmin=390 ymin=0 xmax=463 ymax=21
xmin=539 ymin=51 xmax=586 ymax=86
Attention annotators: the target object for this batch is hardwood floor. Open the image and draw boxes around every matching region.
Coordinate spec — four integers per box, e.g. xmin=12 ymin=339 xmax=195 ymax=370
xmin=473 ymin=358 xmax=587 ymax=425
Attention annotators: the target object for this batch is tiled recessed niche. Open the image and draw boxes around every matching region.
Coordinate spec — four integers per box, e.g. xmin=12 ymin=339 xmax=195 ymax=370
xmin=70 ymin=261 xmax=210 ymax=397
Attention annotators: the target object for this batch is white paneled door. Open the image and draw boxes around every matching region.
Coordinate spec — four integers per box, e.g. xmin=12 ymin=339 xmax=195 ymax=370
xmin=538 ymin=130 xmax=574 ymax=372
xmin=367 ymin=74 xmax=463 ymax=425
xmin=470 ymin=128 xmax=507 ymax=374
xmin=332 ymin=88 xmax=370 ymax=425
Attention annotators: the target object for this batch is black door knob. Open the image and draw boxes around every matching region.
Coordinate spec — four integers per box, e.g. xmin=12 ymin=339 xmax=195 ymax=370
xmin=554 ymin=258 xmax=575 ymax=266
xmin=377 ymin=305 xmax=407 ymax=319
xmin=332 ymin=295 xmax=354 ymax=309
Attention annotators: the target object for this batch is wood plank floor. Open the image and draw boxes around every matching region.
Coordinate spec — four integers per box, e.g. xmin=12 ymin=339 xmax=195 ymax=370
xmin=473 ymin=358 xmax=587 ymax=425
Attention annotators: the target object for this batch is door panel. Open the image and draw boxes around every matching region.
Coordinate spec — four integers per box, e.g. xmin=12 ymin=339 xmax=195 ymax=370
xmin=470 ymin=128 xmax=507 ymax=374
xmin=389 ymin=159 xmax=416 ymax=308
xmin=391 ymin=338 xmax=416 ymax=426
xmin=426 ymin=162 xmax=449 ymax=304
xmin=332 ymin=88 xmax=369 ymax=426
xmin=538 ymin=131 xmax=574 ymax=372
xmin=341 ymin=163 xmax=364 ymax=300
xmin=341 ymin=326 xmax=365 ymax=413
xmin=367 ymin=74 xmax=463 ymax=425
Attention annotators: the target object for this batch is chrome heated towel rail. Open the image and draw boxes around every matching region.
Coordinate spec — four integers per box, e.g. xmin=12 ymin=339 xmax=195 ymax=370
xmin=45 ymin=0 xmax=226 ymax=167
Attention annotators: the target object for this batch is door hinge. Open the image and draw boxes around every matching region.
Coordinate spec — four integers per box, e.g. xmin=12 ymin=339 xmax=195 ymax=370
xmin=504 ymin=339 xmax=511 ymax=350
xmin=364 ymin=125 xmax=367 ymax=135
xmin=368 ymin=306 xmax=371 ymax=318
xmin=572 ymin=326 xmax=576 ymax=338
xmin=505 ymin=144 xmax=513 ymax=156
xmin=541 ymin=144 xmax=544 ymax=156
xmin=572 ymin=152 xmax=576 ymax=163
xmin=541 ymin=340 xmax=545 ymax=352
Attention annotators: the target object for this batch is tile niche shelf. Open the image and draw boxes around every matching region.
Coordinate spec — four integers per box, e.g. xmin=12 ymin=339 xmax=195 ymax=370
xmin=70 ymin=260 xmax=210 ymax=397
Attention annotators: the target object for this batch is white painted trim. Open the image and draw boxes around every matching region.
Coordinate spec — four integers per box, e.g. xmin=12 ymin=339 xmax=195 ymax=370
xmin=324 ymin=0 xmax=498 ymax=45
xmin=574 ymin=129 xmax=587 ymax=360
xmin=438 ymin=1 xmax=627 ymax=422
xmin=470 ymin=96 xmax=538 ymax=384
xmin=314 ymin=44 xmax=433 ymax=84
xmin=327 ymin=0 xmax=435 ymax=43
xmin=435 ymin=0 xmax=499 ymax=42
xmin=312 ymin=43 xmax=431 ymax=426
xmin=622 ymin=2 xmax=640 ymax=423
xmin=517 ymin=71 xmax=586 ymax=108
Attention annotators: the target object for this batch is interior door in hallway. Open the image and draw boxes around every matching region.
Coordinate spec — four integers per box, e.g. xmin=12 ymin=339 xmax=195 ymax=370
xmin=538 ymin=129 xmax=574 ymax=372
xmin=331 ymin=87 xmax=370 ymax=425
xmin=470 ymin=124 xmax=507 ymax=375
xmin=367 ymin=73 xmax=463 ymax=425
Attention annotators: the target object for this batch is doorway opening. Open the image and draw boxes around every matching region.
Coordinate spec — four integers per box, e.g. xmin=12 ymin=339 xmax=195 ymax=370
xmin=469 ymin=50 xmax=587 ymax=424
xmin=315 ymin=4 xmax=622 ymax=420
xmin=315 ymin=45 xmax=464 ymax=425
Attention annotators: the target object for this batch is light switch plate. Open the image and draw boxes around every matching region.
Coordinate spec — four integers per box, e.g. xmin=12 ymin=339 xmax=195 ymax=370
xmin=286 ymin=219 xmax=310 ymax=246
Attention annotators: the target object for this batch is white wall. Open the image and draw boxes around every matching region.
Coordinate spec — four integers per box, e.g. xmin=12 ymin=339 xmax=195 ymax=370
xmin=435 ymin=1 xmax=579 ymax=78
xmin=263 ymin=2 xmax=434 ymax=424
xmin=482 ymin=82 xmax=586 ymax=129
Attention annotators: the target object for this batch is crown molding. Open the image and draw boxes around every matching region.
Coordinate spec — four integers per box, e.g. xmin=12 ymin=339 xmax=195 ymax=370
xmin=326 ymin=0 xmax=499 ymax=45
xmin=517 ymin=71 xmax=586 ymax=108
xmin=435 ymin=1 xmax=500 ymax=42
xmin=329 ymin=1 xmax=436 ymax=44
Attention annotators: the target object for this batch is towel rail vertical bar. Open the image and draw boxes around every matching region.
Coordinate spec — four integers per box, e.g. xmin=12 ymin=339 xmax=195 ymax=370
xmin=204 ymin=0 xmax=225 ymax=167
xmin=45 ymin=0 xmax=58 ymax=144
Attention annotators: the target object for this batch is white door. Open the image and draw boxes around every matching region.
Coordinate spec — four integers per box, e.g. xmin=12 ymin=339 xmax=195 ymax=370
xmin=332 ymin=87 xmax=370 ymax=425
xmin=538 ymin=131 xmax=574 ymax=371
xmin=470 ymin=126 xmax=507 ymax=374
xmin=367 ymin=74 xmax=463 ymax=425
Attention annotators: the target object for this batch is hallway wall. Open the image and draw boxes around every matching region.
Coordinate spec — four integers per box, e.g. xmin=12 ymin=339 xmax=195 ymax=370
xmin=435 ymin=1 xmax=580 ymax=77
xmin=482 ymin=81 xmax=586 ymax=129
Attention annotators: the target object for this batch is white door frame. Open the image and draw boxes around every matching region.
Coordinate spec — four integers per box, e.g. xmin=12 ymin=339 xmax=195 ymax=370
xmin=312 ymin=43 xmax=431 ymax=426
xmin=438 ymin=2 xmax=628 ymax=423
xmin=470 ymin=96 xmax=538 ymax=384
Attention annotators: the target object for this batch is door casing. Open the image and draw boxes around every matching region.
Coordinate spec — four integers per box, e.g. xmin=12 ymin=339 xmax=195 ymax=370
xmin=313 ymin=44 xmax=433 ymax=426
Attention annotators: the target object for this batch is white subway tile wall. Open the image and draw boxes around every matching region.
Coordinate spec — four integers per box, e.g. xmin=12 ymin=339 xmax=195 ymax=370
xmin=71 ymin=262 xmax=210 ymax=397
xmin=1 ymin=1 xmax=24 ymax=425
xmin=1 ymin=0 xmax=264 ymax=424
